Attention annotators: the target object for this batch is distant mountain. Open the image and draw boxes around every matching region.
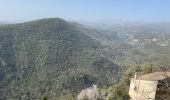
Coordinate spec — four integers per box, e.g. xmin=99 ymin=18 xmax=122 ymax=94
xmin=0 ymin=21 xmax=13 ymax=25
xmin=81 ymin=20 xmax=170 ymax=68
xmin=0 ymin=18 xmax=121 ymax=99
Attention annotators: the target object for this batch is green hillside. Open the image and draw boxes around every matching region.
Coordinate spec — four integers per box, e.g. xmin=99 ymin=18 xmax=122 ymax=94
xmin=0 ymin=18 xmax=120 ymax=99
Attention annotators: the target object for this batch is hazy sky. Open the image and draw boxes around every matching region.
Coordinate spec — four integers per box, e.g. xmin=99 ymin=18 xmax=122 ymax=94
xmin=0 ymin=0 xmax=170 ymax=22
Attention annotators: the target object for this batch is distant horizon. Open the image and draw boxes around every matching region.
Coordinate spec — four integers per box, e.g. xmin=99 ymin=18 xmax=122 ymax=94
xmin=1 ymin=0 xmax=170 ymax=23
xmin=2 ymin=17 xmax=170 ymax=25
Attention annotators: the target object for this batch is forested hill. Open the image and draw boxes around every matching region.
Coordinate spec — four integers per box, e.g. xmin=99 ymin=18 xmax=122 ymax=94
xmin=0 ymin=18 xmax=120 ymax=99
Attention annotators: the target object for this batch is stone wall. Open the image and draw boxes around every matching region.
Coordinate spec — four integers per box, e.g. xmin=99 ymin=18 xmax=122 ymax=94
xmin=129 ymin=79 xmax=158 ymax=100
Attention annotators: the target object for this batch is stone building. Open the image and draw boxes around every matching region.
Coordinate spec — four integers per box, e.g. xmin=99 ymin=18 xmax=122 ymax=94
xmin=129 ymin=72 xmax=170 ymax=100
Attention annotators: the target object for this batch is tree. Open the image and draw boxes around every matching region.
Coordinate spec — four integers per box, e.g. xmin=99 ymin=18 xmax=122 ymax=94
xmin=40 ymin=96 xmax=48 ymax=100
xmin=144 ymin=64 xmax=153 ymax=74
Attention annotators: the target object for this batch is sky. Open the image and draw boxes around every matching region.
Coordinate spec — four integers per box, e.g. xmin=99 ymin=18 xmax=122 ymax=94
xmin=0 ymin=0 xmax=170 ymax=23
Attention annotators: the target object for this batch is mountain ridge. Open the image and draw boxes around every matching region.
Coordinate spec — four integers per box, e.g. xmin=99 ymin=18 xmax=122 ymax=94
xmin=0 ymin=18 xmax=121 ymax=99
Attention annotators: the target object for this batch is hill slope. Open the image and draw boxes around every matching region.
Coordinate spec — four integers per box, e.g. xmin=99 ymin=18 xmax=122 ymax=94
xmin=0 ymin=18 xmax=120 ymax=99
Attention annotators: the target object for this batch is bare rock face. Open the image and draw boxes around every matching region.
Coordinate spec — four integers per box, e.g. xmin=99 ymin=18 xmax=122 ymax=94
xmin=77 ymin=85 xmax=100 ymax=100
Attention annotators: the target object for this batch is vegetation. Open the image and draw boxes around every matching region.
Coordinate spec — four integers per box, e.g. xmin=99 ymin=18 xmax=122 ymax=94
xmin=0 ymin=18 xmax=120 ymax=99
xmin=0 ymin=18 xmax=170 ymax=99
xmin=102 ymin=68 xmax=134 ymax=100
xmin=144 ymin=64 xmax=153 ymax=74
